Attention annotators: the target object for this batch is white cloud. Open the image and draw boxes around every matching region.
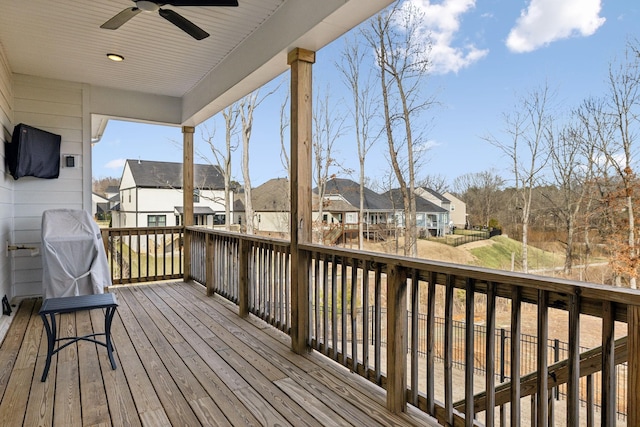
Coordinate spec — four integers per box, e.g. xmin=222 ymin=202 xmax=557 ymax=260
xmin=406 ymin=0 xmax=489 ymax=74
xmin=105 ymin=158 xmax=126 ymax=170
xmin=506 ymin=0 xmax=605 ymax=53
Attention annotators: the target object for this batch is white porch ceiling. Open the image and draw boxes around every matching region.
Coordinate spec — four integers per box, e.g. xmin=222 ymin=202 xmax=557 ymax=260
xmin=0 ymin=0 xmax=393 ymax=129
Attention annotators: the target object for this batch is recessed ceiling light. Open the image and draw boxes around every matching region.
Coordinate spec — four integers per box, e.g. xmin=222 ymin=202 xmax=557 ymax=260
xmin=106 ymin=53 xmax=124 ymax=62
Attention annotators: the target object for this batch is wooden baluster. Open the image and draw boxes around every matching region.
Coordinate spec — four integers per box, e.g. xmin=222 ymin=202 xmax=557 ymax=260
xmin=486 ymin=282 xmax=497 ymax=427
xmin=314 ymin=253 xmax=320 ymax=348
xmin=351 ymin=258 xmax=359 ymax=373
xmin=206 ymin=233 xmax=214 ymax=297
xmin=426 ymin=271 xmax=436 ymax=416
xmin=601 ymin=300 xmax=615 ymax=426
xmin=238 ymin=238 xmax=249 ymax=317
xmin=410 ymin=268 xmax=419 ymax=405
xmin=362 ymin=261 xmax=370 ymax=372
xmin=331 ymin=255 xmax=338 ymax=360
xmin=323 ymin=254 xmax=329 ymax=355
xmin=444 ymin=274 xmax=455 ymax=425
xmin=341 ymin=258 xmax=348 ymax=365
xmin=567 ymin=290 xmax=580 ymax=425
xmin=374 ymin=264 xmax=382 ymax=385
xmin=586 ymin=374 xmax=594 ymax=427
xmin=511 ymin=286 xmax=522 ymax=427
xmin=465 ymin=278 xmax=475 ymax=426
xmin=537 ymin=289 xmax=549 ymax=426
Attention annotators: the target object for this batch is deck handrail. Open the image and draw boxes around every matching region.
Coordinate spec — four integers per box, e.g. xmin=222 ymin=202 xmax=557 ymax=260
xmin=135 ymin=226 xmax=640 ymax=425
xmin=102 ymin=226 xmax=184 ymax=284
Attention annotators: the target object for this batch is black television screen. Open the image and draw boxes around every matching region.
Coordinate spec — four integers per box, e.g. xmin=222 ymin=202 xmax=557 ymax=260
xmin=6 ymin=123 xmax=61 ymax=180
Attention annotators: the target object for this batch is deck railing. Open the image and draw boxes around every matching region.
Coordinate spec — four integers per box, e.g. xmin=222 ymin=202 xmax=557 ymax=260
xmin=301 ymin=243 xmax=640 ymax=426
xmin=109 ymin=226 xmax=640 ymax=426
xmin=189 ymin=228 xmax=292 ymax=333
xmin=102 ymin=227 xmax=184 ymax=284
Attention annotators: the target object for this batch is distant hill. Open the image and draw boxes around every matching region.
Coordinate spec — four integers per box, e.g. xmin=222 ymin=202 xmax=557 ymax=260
xmin=362 ymin=235 xmax=566 ymax=273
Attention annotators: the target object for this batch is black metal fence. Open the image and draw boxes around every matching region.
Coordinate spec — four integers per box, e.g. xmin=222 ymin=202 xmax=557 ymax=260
xmin=375 ymin=308 xmax=627 ymax=420
xmin=425 ymin=229 xmax=500 ymax=247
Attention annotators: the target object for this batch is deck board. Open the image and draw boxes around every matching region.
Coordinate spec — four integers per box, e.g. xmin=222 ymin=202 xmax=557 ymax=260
xmin=0 ymin=281 xmax=438 ymax=426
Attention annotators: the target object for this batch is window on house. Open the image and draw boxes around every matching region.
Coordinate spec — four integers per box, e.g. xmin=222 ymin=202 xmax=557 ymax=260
xmin=128 ymin=190 xmax=131 ymax=203
xmin=193 ymin=189 xmax=200 ymax=203
xmin=148 ymin=215 xmax=166 ymax=227
xmin=451 ymin=205 xmax=455 ymax=211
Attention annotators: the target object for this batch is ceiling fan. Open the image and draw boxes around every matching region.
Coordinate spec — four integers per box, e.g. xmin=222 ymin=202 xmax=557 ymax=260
xmin=100 ymin=0 xmax=239 ymax=40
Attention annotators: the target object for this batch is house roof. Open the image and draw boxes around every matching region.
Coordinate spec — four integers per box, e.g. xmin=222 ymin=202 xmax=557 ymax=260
xmin=320 ymin=178 xmax=391 ymax=211
xmin=92 ymin=192 xmax=108 ymax=203
xmin=127 ymin=159 xmax=224 ymax=190
xmin=252 ymin=178 xmax=290 ymax=211
xmin=419 ymin=187 xmax=450 ymax=203
xmin=383 ymin=189 xmax=448 ymax=214
xmin=0 ymin=0 xmax=393 ymax=131
xmin=174 ymin=206 xmax=216 ymax=215
xmin=105 ymin=186 xmax=120 ymax=195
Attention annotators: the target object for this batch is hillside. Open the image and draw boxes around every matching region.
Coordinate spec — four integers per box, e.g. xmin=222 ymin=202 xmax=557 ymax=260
xmin=362 ymin=237 xmax=477 ymax=265
xmin=361 ymin=235 xmax=566 ymax=272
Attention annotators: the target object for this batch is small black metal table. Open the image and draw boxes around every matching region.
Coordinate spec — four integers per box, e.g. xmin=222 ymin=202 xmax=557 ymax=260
xmin=39 ymin=293 xmax=118 ymax=382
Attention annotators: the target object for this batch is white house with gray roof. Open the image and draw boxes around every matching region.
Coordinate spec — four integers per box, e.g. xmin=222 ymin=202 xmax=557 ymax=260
xmin=112 ymin=159 xmax=230 ymax=228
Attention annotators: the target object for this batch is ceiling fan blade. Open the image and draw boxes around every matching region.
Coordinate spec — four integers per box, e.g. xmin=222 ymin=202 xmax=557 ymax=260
xmin=165 ymin=0 xmax=238 ymax=6
xmin=159 ymin=8 xmax=209 ymax=40
xmin=100 ymin=7 xmax=142 ymax=30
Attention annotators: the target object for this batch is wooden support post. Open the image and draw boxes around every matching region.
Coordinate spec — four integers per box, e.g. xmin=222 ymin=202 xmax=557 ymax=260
xmin=288 ymin=47 xmax=315 ymax=354
xmin=238 ymin=238 xmax=249 ymax=317
xmin=628 ymin=305 xmax=640 ymax=427
xmin=182 ymin=125 xmax=195 ymax=281
xmin=387 ymin=264 xmax=407 ymax=413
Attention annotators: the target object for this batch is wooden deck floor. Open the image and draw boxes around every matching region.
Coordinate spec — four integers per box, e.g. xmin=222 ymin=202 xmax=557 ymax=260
xmin=0 ymin=281 xmax=437 ymax=426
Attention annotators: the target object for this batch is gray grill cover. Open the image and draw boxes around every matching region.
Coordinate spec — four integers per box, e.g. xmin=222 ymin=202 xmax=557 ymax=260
xmin=41 ymin=209 xmax=110 ymax=298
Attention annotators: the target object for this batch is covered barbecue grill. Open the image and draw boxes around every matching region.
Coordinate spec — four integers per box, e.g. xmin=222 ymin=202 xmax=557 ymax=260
xmin=41 ymin=209 xmax=111 ymax=298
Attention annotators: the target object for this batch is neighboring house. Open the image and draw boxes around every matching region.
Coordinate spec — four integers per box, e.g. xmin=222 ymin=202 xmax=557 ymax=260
xmin=320 ymin=178 xmax=392 ymax=226
xmin=104 ymin=185 xmax=120 ymax=210
xmin=383 ymin=189 xmax=450 ymax=237
xmin=443 ymin=191 xmax=468 ymax=228
xmin=92 ymin=193 xmax=109 ymax=218
xmin=415 ymin=187 xmax=452 ymax=212
xmin=104 ymin=185 xmax=119 ymax=201
xmin=247 ymin=178 xmax=291 ymax=236
xmin=112 ymin=159 xmax=229 ymax=228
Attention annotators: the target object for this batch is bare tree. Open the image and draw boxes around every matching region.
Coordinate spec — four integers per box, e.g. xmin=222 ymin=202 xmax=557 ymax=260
xmin=485 ymin=85 xmax=552 ymax=273
xmin=338 ymin=33 xmax=378 ymax=250
xmin=198 ymin=113 xmax=239 ymax=230
xmin=239 ymin=83 xmax=281 ymax=235
xmin=596 ymin=46 xmax=640 ymax=287
xmin=313 ymin=87 xmax=346 ymax=242
xmin=279 ymin=89 xmax=290 ymax=175
xmin=363 ymin=1 xmax=434 ymax=257
xmin=452 ymin=170 xmax=505 ymax=228
xmin=418 ymin=173 xmax=448 ymax=194
xmin=575 ymin=97 xmax=617 ymax=277
xmin=545 ymin=114 xmax=594 ymax=274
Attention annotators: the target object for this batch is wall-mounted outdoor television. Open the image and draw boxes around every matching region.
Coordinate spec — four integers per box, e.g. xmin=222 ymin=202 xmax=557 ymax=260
xmin=6 ymin=123 xmax=61 ymax=180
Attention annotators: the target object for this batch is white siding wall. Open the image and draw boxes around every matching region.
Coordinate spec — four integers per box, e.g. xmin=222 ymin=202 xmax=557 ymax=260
xmin=137 ymin=188 xmax=226 ymax=227
xmin=0 ymin=46 xmax=14 ymax=303
xmin=12 ymin=75 xmax=87 ymax=298
xmin=255 ymin=211 xmax=289 ymax=233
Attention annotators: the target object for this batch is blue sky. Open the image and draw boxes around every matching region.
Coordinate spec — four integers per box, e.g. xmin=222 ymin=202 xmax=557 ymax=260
xmin=92 ymin=0 xmax=639 ymax=189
